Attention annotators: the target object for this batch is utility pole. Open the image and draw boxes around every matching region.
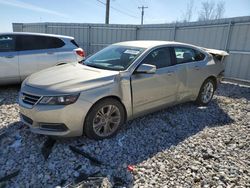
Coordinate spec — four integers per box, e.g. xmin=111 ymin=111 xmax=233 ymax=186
xmin=138 ymin=5 xmax=148 ymax=25
xmin=105 ymin=0 xmax=110 ymax=24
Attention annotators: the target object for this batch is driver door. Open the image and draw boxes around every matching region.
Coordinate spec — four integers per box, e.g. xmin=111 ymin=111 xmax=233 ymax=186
xmin=131 ymin=47 xmax=178 ymax=116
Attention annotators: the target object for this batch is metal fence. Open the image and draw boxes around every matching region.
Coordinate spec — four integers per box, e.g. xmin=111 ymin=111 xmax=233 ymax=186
xmin=13 ymin=16 xmax=250 ymax=82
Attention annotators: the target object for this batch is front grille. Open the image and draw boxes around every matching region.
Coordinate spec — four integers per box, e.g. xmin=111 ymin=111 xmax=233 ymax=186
xmin=22 ymin=92 xmax=41 ymax=106
xmin=21 ymin=114 xmax=33 ymax=125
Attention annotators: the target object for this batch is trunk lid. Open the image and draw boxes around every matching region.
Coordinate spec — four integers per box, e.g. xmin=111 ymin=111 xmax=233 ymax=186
xmin=203 ymin=48 xmax=229 ymax=61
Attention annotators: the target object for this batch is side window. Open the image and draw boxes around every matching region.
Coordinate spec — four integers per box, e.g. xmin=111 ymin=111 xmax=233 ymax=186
xmin=141 ymin=47 xmax=172 ymax=69
xmin=174 ymin=47 xmax=205 ymax=64
xmin=17 ymin=35 xmax=64 ymax=51
xmin=17 ymin=35 xmax=43 ymax=51
xmin=0 ymin=35 xmax=15 ymax=52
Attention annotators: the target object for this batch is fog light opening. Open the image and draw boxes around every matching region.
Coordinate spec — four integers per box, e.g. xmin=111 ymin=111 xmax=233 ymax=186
xmin=39 ymin=123 xmax=68 ymax=132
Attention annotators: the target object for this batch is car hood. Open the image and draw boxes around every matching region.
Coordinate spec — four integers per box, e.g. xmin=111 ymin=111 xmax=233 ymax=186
xmin=25 ymin=63 xmax=120 ymax=93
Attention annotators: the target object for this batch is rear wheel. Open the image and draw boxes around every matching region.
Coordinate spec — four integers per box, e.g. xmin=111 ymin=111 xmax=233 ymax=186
xmin=196 ymin=78 xmax=215 ymax=106
xmin=84 ymin=98 xmax=125 ymax=140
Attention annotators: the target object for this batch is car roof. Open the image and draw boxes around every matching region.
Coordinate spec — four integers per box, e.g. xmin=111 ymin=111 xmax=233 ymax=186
xmin=0 ymin=32 xmax=74 ymax=40
xmin=113 ymin=40 xmax=201 ymax=49
xmin=114 ymin=40 xmax=229 ymax=56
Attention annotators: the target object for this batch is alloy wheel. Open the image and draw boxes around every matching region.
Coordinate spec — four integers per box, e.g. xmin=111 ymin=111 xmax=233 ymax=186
xmin=93 ymin=105 xmax=121 ymax=137
xmin=201 ymin=81 xmax=214 ymax=104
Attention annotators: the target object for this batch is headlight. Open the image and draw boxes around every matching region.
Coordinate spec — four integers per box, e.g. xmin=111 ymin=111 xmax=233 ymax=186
xmin=39 ymin=93 xmax=80 ymax=105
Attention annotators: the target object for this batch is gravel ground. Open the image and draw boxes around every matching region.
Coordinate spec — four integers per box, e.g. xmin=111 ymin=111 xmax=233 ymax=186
xmin=0 ymin=82 xmax=249 ymax=187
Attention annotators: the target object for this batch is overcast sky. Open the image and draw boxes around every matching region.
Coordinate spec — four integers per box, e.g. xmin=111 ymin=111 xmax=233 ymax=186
xmin=0 ymin=0 xmax=250 ymax=32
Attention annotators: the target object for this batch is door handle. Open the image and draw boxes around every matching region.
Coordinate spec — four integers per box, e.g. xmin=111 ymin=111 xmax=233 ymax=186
xmin=47 ymin=52 xmax=54 ymax=55
xmin=5 ymin=55 xmax=14 ymax=58
xmin=167 ymin=71 xmax=174 ymax=76
xmin=194 ymin=65 xmax=200 ymax=70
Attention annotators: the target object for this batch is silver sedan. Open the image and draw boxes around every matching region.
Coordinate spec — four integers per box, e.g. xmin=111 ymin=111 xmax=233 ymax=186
xmin=19 ymin=41 xmax=228 ymax=139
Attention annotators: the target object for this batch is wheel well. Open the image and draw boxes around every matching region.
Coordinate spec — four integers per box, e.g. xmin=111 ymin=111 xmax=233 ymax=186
xmin=206 ymin=76 xmax=217 ymax=89
xmin=87 ymin=96 xmax=127 ymax=122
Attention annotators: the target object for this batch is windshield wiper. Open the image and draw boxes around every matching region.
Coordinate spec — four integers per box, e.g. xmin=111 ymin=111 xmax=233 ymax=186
xmin=85 ymin=64 xmax=106 ymax=70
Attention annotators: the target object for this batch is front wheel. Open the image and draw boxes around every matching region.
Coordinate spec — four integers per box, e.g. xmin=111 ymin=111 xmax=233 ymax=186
xmin=84 ymin=98 xmax=125 ymax=140
xmin=196 ymin=79 xmax=216 ymax=106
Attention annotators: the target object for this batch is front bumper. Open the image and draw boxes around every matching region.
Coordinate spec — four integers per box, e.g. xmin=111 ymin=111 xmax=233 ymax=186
xmin=19 ymin=93 xmax=93 ymax=137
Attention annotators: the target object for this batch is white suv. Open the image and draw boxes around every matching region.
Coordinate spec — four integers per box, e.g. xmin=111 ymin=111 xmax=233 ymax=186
xmin=0 ymin=32 xmax=85 ymax=84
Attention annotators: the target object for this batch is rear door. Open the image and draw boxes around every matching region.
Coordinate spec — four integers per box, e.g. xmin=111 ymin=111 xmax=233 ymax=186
xmin=172 ymin=47 xmax=207 ymax=100
xmin=56 ymin=39 xmax=78 ymax=64
xmin=42 ymin=36 xmax=65 ymax=67
xmin=131 ymin=47 xmax=178 ymax=116
xmin=16 ymin=35 xmax=57 ymax=80
xmin=0 ymin=35 xmax=20 ymax=84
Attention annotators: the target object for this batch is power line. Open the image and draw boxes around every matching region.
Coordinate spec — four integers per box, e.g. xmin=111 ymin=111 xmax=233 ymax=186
xmin=138 ymin=0 xmax=148 ymax=7
xmin=131 ymin=0 xmax=140 ymax=10
xmin=96 ymin=0 xmax=138 ymax=19
xmin=113 ymin=0 xmax=138 ymax=16
xmin=138 ymin=5 xmax=148 ymax=25
xmin=111 ymin=5 xmax=138 ymax=19
xmin=97 ymin=0 xmax=105 ymax=5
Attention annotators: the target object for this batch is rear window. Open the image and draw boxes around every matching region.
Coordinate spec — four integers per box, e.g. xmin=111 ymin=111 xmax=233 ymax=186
xmin=194 ymin=50 xmax=206 ymax=61
xmin=174 ymin=47 xmax=205 ymax=64
xmin=17 ymin=35 xmax=65 ymax=51
xmin=0 ymin=35 xmax=15 ymax=52
xmin=71 ymin=40 xmax=79 ymax=47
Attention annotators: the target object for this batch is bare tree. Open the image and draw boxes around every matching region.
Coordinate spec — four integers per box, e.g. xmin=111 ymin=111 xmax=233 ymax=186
xmin=198 ymin=0 xmax=215 ymax=21
xmin=181 ymin=0 xmax=194 ymax=22
xmin=198 ymin=0 xmax=225 ymax=21
xmin=214 ymin=1 xmax=225 ymax=19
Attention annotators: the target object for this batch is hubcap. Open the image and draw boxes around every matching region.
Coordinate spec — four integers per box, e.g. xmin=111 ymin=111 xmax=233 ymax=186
xmin=93 ymin=105 xmax=121 ymax=137
xmin=201 ymin=81 xmax=214 ymax=103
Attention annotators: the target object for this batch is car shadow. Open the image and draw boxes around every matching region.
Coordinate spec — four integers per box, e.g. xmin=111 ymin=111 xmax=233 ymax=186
xmin=0 ymin=84 xmax=20 ymax=105
xmin=217 ymin=82 xmax=250 ymax=100
xmin=0 ymin=86 xmax=236 ymax=187
xmin=56 ymin=97 xmax=234 ymax=186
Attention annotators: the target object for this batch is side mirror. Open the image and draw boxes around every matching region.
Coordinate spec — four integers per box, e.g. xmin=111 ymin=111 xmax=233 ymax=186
xmin=136 ymin=64 xmax=156 ymax=74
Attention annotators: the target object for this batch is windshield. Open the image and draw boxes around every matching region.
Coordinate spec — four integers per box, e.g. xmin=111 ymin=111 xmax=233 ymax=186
xmin=84 ymin=45 xmax=145 ymax=71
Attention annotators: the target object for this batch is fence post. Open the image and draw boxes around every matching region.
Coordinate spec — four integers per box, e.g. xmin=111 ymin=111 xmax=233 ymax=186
xmin=45 ymin=23 xmax=48 ymax=33
xmin=173 ymin=24 xmax=177 ymax=41
xmin=87 ymin=25 xmax=91 ymax=55
xmin=21 ymin=23 xmax=24 ymax=32
xmin=135 ymin=26 xmax=139 ymax=40
xmin=224 ymin=21 xmax=233 ymax=51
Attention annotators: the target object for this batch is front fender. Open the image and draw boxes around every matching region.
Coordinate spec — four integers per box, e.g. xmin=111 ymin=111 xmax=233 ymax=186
xmin=79 ymin=79 xmax=133 ymax=121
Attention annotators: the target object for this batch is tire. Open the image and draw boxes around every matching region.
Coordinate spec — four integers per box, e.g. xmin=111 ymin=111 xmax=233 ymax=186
xmin=196 ymin=78 xmax=216 ymax=106
xmin=84 ymin=98 xmax=125 ymax=140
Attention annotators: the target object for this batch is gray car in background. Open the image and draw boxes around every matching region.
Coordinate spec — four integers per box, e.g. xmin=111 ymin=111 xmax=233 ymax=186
xmin=0 ymin=32 xmax=85 ymax=84
xmin=19 ymin=41 xmax=228 ymax=140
